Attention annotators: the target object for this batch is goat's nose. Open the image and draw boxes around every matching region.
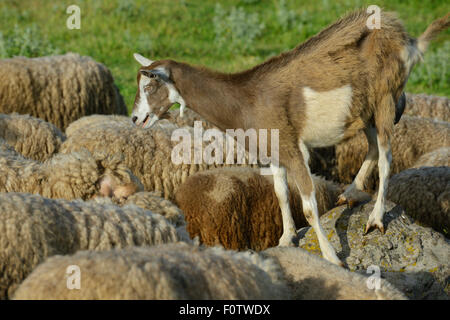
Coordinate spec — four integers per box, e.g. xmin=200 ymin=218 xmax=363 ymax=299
xmin=132 ymin=116 xmax=138 ymax=123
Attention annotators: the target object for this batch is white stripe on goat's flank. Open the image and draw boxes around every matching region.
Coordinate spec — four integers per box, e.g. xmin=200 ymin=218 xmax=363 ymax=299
xmin=301 ymin=85 xmax=352 ymax=148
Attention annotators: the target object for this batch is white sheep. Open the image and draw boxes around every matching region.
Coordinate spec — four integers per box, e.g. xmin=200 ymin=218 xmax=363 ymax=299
xmin=92 ymin=191 xmax=186 ymax=227
xmin=60 ymin=120 xmax=253 ymax=199
xmin=0 ymin=138 xmax=142 ymax=200
xmin=0 ymin=113 xmax=66 ymax=161
xmin=12 ymin=243 xmax=289 ymax=300
xmin=405 ymin=93 xmax=450 ymax=122
xmin=412 ymin=147 xmax=450 ymax=168
xmin=0 ymin=192 xmax=180 ymax=299
xmin=0 ymin=53 xmax=127 ymax=130
xmin=175 ymin=167 xmax=342 ymax=251
xmin=262 ymin=247 xmax=406 ymax=299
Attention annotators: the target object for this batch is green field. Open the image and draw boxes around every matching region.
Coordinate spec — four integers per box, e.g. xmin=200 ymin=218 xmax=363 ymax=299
xmin=0 ymin=0 xmax=448 ymax=113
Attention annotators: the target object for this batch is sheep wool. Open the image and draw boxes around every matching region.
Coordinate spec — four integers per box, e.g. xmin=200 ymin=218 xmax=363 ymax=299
xmin=13 ymin=243 xmax=289 ymax=300
xmin=335 ymin=115 xmax=450 ymax=190
xmin=387 ymin=166 xmax=450 ymax=237
xmin=262 ymin=247 xmax=407 ymax=300
xmin=405 ymin=93 xmax=450 ymax=122
xmin=92 ymin=191 xmax=186 ymax=227
xmin=412 ymin=147 xmax=450 ymax=168
xmin=175 ymin=167 xmax=342 ymax=251
xmin=61 ymin=121 xmax=253 ymax=200
xmin=0 ymin=113 xmax=66 ymax=161
xmin=0 ymin=139 xmax=143 ymax=200
xmin=0 ymin=192 xmax=179 ymax=299
xmin=0 ymin=53 xmax=127 ymax=130
xmin=65 ymin=114 xmax=132 ymax=137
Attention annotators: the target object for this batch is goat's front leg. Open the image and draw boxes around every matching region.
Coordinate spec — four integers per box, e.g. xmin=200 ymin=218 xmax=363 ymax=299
xmin=285 ymin=141 xmax=342 ymax=266
xmin=337 ymin=126 xmax=377 ymax=208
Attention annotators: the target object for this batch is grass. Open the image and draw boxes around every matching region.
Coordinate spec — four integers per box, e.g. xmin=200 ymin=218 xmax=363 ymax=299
xmin=0 ymin=0 xmax=448 ymax=113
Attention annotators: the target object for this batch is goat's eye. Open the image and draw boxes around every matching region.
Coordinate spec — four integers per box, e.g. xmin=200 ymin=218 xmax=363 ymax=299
xmin=149 ymin=73 xmax=156 ymax=79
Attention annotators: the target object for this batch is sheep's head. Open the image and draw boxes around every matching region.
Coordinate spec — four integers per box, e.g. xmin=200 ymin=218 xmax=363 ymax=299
xmin=45 ymin=150 xmax=144 ymax=201
xmin=131 ymin=53 xmax=185 ymax=129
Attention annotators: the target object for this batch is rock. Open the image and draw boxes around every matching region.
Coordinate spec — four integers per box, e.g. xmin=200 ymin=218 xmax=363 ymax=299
xmin=298 ymin=200 xmax=450 ymax=300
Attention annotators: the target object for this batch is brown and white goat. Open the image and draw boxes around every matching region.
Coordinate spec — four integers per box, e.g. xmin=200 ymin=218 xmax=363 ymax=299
xmin=131 ymin=9 xmax=449 ymax=266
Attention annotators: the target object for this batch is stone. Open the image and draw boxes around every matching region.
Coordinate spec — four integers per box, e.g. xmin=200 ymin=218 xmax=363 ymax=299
xmin=298 ymin=200 xmax=450 ymax=299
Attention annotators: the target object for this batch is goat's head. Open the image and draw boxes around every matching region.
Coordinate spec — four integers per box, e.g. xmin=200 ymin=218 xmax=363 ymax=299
xmin=132 ymin=53 xmax=185 ymax=129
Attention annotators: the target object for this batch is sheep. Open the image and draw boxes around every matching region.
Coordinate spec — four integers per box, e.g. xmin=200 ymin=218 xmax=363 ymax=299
xmin=0 ymin=113 xmax=65 ymax=161
xmin=386 ymin=166 xmax=450 ymax=237
xmin=60 ymin=121 xmax=253 ymax=200
xmin=0 ymin=53 xmax=127 ymax=130
xmin=262 ymin=247 xmax=407 ymax=300
xmin=412 ymin=147 xmax=450 ymax=168
xmin=175 ymin=167 xmax=342 ymax=251
xmin=12 ymin=243 xmax=289 ymax=300
xmin=405 ymin=93 xmax=450 ymax=122
xmin=92 ymin=191 xmax=186 ymax=227
xmin=0 ymin=138 xmax=143 ymax=200
xmin=335 ymin=115 xmax=450 ymax=193
xmin=65 ymin=114 xmax=132 ymax=137
xmin=0 ymin=192 xmax=180 ymax=300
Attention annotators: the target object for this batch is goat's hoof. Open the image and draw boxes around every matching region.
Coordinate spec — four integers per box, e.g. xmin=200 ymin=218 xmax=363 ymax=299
xmin=278 ymin=234 xmax=296 ymax=247
xmin=364 ymin=219 xmax=385 ymax=235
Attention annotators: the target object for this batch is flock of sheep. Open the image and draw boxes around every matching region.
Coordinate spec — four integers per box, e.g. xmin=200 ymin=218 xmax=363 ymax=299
xmin=0 ymin=53 xmax=448 ymax=300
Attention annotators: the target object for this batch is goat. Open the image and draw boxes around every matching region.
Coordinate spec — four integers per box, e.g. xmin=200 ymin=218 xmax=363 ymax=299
xmin=131 ymin=9 xmax=449 ymax=266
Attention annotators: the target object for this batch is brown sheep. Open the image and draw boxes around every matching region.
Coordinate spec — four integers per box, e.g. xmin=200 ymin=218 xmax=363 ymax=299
xmin=175 ymin=167 xmax=341 ymax=251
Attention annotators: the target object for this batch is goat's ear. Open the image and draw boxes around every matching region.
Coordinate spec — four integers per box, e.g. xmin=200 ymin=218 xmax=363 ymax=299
xmin=134 ymin=53 xmax=153 ymax=66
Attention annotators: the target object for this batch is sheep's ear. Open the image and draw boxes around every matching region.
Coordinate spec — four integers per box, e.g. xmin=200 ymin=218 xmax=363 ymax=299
xmin=98 ymin=175 xmax=114 ymax=198
xmin=134 ymin=53 xmax=153 ymax=66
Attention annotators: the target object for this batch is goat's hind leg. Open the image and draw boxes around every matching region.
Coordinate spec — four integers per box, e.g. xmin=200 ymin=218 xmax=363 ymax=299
xmin=336 ymin=126 xmax=377 ymax=208
xmin=286 ymin=141 xmax=342 ymax=266
xmin=365 ymin=96 xmax=395 ymax=234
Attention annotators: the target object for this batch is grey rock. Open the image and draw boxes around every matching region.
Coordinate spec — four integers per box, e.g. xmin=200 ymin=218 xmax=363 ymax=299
xmin=298 ymin=200 xmax=450 ymax=299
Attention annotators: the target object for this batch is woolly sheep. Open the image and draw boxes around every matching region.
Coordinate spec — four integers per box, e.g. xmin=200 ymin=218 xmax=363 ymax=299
xmin=387 ymin=166 xmax=449 ymax=237
xmin=405 ymin=93 xmax=450 ymax=122
xmin=92 ymin=191 xmax=186 ymax=227
xmin=0 ymin=113 xmax=65 ymax=161
xmin=60 ymin=121 xmax=253 ymax=200
xmin=412 ymin=147 xmax=450 ymax=168
xmin=13 ymin=243 xmax=289 ymax=300
xmin=0 ymin=139 xmax=143 ymax=200
xmin=262 ymin=247 xmax=406 ymax=300
xmin=0 ymin=53 xmax=127 ymax=130
xmin=334 ymin=115 xmax=450 ymax=191
xmin=0 ymin=192 xmax=179 ymax=299
xmin=65 ymin=114 xmax=132 ymax=136
xmin=175 ymin=167 xmax=341 ymax=251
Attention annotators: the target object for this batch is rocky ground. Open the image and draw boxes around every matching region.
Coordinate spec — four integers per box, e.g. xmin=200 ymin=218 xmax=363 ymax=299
xmin=297 ymin=200 xmax=450 ymax=299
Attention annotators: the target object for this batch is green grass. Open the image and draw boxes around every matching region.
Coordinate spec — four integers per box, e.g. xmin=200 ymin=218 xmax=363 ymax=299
xmin=0 ymin=0 xmax=448 ymax=114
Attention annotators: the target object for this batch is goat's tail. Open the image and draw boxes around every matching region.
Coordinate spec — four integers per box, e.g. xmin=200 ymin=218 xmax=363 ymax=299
xmin=417 ymin=13 xmax=450 ymax=53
